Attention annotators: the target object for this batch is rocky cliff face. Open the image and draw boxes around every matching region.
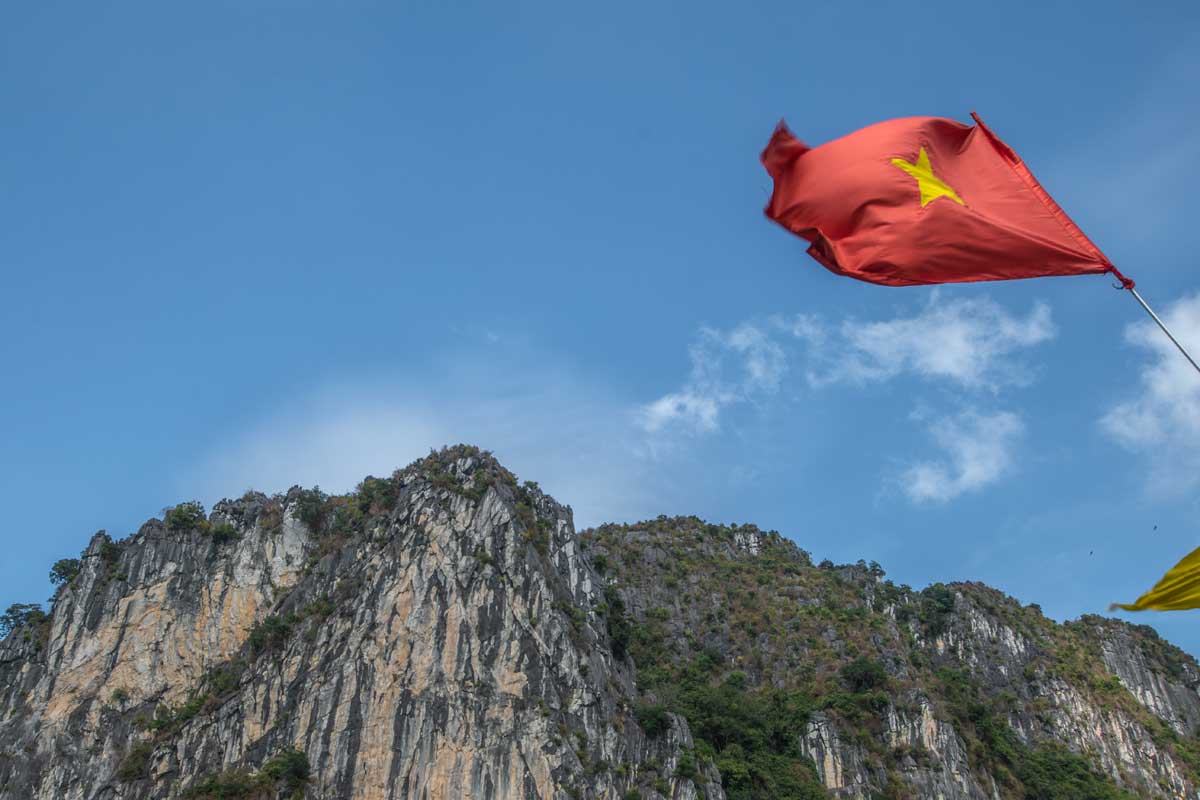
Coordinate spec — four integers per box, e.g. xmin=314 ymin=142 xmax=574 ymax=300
xmin=584 ymin=518 xmax=1200 ymax=800
xmin=0 ymin=449 xmax=719 ymax=800
xmin=2 ymin=446 xmax=1199 ymax=800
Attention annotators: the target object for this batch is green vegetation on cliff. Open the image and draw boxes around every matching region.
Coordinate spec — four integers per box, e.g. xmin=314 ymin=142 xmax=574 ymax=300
xmin=585 ymin=515 xmax=1181 ymax=800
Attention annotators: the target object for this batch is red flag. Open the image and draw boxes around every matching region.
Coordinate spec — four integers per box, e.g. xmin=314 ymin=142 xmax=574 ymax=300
xmin=761 ymin=114 xmax=1128 ymax=288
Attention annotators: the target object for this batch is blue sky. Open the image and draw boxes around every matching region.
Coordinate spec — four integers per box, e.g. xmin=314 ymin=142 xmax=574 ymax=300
xmin=5 ymin=1 xmax=1200 ymax=653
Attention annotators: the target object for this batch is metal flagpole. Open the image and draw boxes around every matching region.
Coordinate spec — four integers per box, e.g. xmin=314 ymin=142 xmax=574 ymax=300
xmin=1118 ymin=278 xmax=1200 ymax=378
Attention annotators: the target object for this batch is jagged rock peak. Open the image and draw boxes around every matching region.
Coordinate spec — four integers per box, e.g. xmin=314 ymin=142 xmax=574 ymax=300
xmin=3 ymin=446 xmax=1200 ymax=800
xmin=1 ymin=445 xmax=718 ymax=800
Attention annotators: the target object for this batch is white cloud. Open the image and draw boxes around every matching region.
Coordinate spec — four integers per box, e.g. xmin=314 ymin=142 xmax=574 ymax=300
xmin=1101 ymin=293 xmax=1200 ymax=494
xmin=638 ymin=296 xmax=1050 ymax=503
xmin=901 ymin=410 xmax=1025 ymax=503
xmin=642 ymin=296 xmax=1054 ymax=436
xmin=639 ymin=391 xmax=723 ymax=434
xmin=797 ymin=294 xmax=1055 ymax=390
xmin=199 ymin=295 xmax=1056 ymax=520
xmin=181 ymin=355 xmax=662 ymax=529
xmin=637 ymin=322 xmax=785 ymax=434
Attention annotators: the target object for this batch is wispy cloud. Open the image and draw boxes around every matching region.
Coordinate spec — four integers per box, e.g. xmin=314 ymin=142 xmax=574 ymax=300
xmin=789 ymin=293 xmax=1055 ymax=390
xmin=637 ymin=322 xmax=786 ymax=434
xmin=642 ymin=295 xmax=1053 ymax=430
xmin=900 ymin=409 xmax=1024 ymax=503
xmin=182 ymin=354 xmax=661 ymax=529
xmin=195 ymin=295 xmax=1055 ymax=519
xmin=1101 ymin=293 xmax=1200 ymax=494
xmin=640 ymin=295 xmax=1052 ymax=502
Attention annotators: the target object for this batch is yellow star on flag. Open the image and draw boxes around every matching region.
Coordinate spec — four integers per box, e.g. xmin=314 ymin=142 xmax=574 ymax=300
xmin=891 ymin=146 xmax=964 ymax=208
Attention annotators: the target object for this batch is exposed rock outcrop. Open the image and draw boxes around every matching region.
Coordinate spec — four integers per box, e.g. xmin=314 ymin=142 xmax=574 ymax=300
xmin=3 ymin=447 xmax=1200 ymax=800
xmin=1 ymin=450 xmax=718 ymax=799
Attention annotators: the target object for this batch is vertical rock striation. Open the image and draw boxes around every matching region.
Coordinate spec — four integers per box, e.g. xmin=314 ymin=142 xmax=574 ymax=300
xmin=1 ymin=447 xmax=1199 ymax=799
xmin=1 ymin=448 xmax=717 ymax=800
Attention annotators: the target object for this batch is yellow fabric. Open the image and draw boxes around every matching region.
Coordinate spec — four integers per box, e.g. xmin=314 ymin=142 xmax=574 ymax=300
xmin=890 ymin=147 xmax=964 ymax=208
xmin=1112 ymin=545 xmax=1200 ymax=611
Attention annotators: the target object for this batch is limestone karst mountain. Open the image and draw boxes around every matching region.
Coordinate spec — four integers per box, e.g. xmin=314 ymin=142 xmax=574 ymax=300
xmin=2 ymin=445 xmax=1199 ymax=799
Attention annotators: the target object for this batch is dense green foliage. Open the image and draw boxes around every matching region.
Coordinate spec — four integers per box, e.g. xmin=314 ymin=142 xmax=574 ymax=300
xmin=182 ymin=769 xmax=265 ymax=798
xmin=634 ymin=703 xmax=671 ymax=738
xmin=145 ymin=692 xmax=209 ymax=736
xmin=209 ymin=522 xmax=241 ymax=545
xmin=586 ymin=519 xmax=865 ymax=798
xmin=247 ymin=614 xmax=295 ymax=654
xmin=627 ymin=628 xmax=826 ymax=800
xmin=602 ymin=584 xmax=631 ymax=660
xmin=917 ymin=583 xmax=957 ymax=635
xmin=1018 ymin=744 xmax=1138 ymax=800
xmin=183 ymin=749 xmax=309 ymax=799
xmin=585 ymin=515 xmax=1164 ymax=800
xmin=165 ymin=501 xmax=209 ymax=532
xmin=260 ymin=748 xmax=311 ymax=792
xmin=935 ymin=667 xmax=1136 ymax=799
xmin=116 ymin=741 xmax=154 ymax=782
xmin=203 ymin=662 xmax=243 ymax=697
xmin=49 ymin=558 xmax=80 ymax=586
xmin=839 ymin=657 xmax=888 ymax=693
xmin=295 ymin=486 xmax=328 ymax=531
xmin=99 ymin=539 xmax=122 ymax=565
xmin=0 ymin=603 xmax=46 ymax=638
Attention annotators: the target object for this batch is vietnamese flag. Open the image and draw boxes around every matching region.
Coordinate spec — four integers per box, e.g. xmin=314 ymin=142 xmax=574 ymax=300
xmin=761 ymin=113 xmax=1124 ymax=288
